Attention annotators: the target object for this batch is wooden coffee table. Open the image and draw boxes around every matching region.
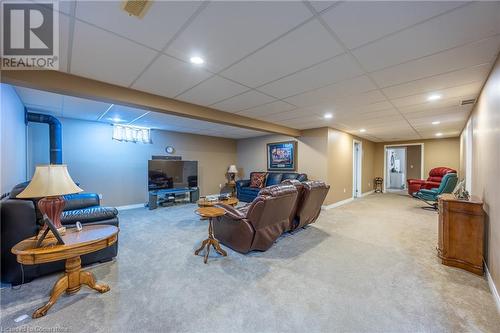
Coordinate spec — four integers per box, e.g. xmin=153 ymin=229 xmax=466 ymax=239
xmin=194 ymin=207 xmax=227 ymax=264
xmin=11 ymin=225 xmax=119 ymax=318
xmin=197 ymin=196 xmax=238 ymax=207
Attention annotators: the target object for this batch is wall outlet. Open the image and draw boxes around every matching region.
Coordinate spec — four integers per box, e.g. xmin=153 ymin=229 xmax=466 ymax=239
xmin=219 ymin=184 xmax=222 ymax=189
xmin=343 ymin=188 xmax=346 ymax=193
xmin=368 ymin=182 xmax=371 ymax=187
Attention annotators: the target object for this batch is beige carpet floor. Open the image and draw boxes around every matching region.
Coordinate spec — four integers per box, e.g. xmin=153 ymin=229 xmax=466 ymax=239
xmin=1 ymin=192 xmax=500 ymax=332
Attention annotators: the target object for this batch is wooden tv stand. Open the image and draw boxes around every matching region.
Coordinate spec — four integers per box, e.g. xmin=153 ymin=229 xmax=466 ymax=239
xmin=437 ymin=194 xmax=484 ymax=275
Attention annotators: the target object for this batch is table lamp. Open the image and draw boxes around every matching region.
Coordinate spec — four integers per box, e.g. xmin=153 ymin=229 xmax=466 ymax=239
xmin=17 ymin=165 xmax=83 ymax=235
xmin=227 ymin=165 xmax=238 ymax=185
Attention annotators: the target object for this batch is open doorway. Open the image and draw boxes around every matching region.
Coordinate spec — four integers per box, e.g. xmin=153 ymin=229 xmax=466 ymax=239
xmin=386 ymin=147 xmax=406 ymax=190
xmin=353 ymin=140 xmax=362 ymax=198
xmin=384 ymin=144 xmax=423 ymax=191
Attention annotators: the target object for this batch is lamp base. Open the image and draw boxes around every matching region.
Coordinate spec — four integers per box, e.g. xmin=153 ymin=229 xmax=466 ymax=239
xmin=37 ymin=196 xmax=66 ymax=236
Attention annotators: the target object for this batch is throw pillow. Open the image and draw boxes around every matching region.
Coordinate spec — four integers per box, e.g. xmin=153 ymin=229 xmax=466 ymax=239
xmin=250 ymin=172 xmax=267 ymax=188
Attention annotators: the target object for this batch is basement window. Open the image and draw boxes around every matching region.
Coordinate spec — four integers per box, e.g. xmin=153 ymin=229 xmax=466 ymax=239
xmin=112 ymin=124 xmax=151 ymax=143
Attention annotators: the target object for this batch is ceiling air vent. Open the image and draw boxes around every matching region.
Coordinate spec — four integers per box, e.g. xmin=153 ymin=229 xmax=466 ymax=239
xmin=122 ymin=0 xmax=151 ymax=18
xmin=460 ymin=98 xmax=476 ymax=106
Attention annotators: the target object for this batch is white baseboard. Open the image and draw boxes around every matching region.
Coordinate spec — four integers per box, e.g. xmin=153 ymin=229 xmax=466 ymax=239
xmin=322 ymin=197 xmax=354 ymax=210
xmin=321 ymin=190 xmax=375 ymax=210
xmin=116 ymin=203 xmax=145 ymax=211
xmin=485 ymin=264 xmax=500 ymax=314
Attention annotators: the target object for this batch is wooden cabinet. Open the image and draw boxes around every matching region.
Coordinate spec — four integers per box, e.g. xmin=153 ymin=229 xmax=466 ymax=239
xmin=437 ymin=194 xmax=484 ymax=275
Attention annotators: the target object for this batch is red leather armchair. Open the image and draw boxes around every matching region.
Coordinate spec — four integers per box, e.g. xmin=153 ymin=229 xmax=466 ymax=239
xmin=407 ymin=167 xmax=457 ymax=196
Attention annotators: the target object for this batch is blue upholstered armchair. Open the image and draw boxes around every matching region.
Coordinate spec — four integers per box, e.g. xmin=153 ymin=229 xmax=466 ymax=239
xmin=414 ymin=173 xmax=458 ymax=210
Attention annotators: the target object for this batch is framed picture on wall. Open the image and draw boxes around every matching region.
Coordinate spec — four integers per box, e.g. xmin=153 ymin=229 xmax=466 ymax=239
xmin=267 ymin=141 xmax=297 ymax=171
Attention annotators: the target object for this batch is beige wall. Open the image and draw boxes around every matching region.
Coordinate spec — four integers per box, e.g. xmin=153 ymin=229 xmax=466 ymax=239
xmin=237 ymin=127 xmax=376 ymax=205
xmin=373 ymin=138 xmax=461 ymax=180
xmin=236 ymin=128 xmax=328 ymax=181
xmin=28 ymin=117 xmax=237 ymax=206
xmin=461 ymin=55 xmax=500 ymax=296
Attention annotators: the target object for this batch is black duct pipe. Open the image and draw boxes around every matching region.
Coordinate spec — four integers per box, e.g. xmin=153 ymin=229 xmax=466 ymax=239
xmin=26 ymin=112 xmax=62 ymax=164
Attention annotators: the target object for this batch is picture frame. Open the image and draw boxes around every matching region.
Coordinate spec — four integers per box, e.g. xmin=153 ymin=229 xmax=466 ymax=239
xmin=267 ymin=141 xmax=297 ymax=171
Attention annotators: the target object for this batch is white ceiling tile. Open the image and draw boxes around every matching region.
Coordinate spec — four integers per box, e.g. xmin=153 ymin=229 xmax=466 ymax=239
xmin=390 ymin=81 xmax=483 ymax=108
xmin=102 ymin=105 xmax=149 ymax=124
xmin=398 ymin=96 xmax=476 ymax=114
xmin=15 ymin=87 xmax=63 ymax=111
xmin=71 ymin=21 xmax=157 ymax=86
xmin=132 ymin=55 xmax=213 ymax=98
xmin=259 ymin=108 xmax=324 ymax=122
xmin=166 ymin=1 xmax=312 ymax=72
xmin=221 ymin=19 xmax=343 ymax=87
xmin=62 ymin=96 xmax=111 ymax=121
xmin=283 ymin=75 xmax=377 ymax=107
xmin=259 ymin=54 xmax=364 ymax=99
xmin=236 ymin=100 xmax=296 ymax=118
xmin=176 ymin=76 xmax=248 ymax=106
xmin=309 ymin=1 xmax=338 ymax=13
xmin=58 ymin=14 xmax=71 ymax=72
xmin=382 ymin=63 xmax=493 ymax=99
xmin=75 ymin=1 xmax=200 ymax=50
xmin=353 ymin=2 xmax=500 ymax=71
xmin=322 ymin=1 xmax=464 ymax=49
xmin=371 ymin=35 xmax=500 ymax=87
xmin=336 ymin=108 xmax=400 ymax=122
xmin=402 ymin=105 xmax=472 ymax=122
xmin=211 ymin=91 xmax=275 ymax=113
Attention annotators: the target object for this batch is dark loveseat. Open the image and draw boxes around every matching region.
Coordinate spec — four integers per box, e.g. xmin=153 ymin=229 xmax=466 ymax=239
xmin=236 ymin=172 xmax=307 ymax=202
xmin=1 ymin=182 xmax=119 ymax=285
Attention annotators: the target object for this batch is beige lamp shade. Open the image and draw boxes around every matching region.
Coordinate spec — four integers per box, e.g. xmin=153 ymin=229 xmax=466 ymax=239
xmin=227 ymin=165 xmax=238 ymax=174
xmin=17 ymin=165 xmax=83 ymax=198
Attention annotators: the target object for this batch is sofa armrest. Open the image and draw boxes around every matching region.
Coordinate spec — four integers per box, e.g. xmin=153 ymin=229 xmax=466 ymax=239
xmin=236 ymin=179 xmax=250 ymax=189
xmin=408 ymin=179 xmax=426 ymax=185
xmin=215 ymin=203 xmax=245 ymax=220
xmin=63 ymin=193 xmax=100 ymax=211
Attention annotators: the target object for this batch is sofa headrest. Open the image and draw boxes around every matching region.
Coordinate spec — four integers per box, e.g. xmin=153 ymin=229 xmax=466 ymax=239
xmin=303 ymin=180 xmax=330 ymax=191
xmin=259 ymin=184 xmax=297 ymax=197
xmin=282 ymin=179 xmax=302 ymax=186
xmin=429 ymin=167 xmax=456 ymax=177
xmin=9 ymin=182 xmax=30 ymax=199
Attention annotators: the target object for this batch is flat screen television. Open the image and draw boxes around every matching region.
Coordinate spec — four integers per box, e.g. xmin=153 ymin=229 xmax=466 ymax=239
xmin=148 ymin=160 xmax=198 ymax=191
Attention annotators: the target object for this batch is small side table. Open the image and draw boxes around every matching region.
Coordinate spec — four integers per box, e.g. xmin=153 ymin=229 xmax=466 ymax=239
xmin=11 ymin=225 xmax=119 ymax=318
xmin=194 ymin=207 xmax=227 ymax=264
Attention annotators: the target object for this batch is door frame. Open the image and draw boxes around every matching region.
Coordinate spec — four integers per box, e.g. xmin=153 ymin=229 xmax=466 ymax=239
xmin=383 ymin=143 xmax=424 ymax=192
xmin=353 ymin=139 xmax=362 ymax=198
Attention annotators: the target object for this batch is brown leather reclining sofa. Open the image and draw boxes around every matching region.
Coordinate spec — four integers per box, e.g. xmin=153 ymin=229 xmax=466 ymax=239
xmin=214 ymin=181 xmax=330 ymax=253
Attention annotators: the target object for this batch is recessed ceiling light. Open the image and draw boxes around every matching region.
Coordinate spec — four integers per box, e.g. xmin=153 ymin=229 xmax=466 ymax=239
xmin=359 ymin=129 xmax=366 ymax=133
xmin=190 ymin=56 xmax=204 ymax=65
xmin=323 ymin=113 xmax=333 ymax=119
xmin=427 ymin=94 xmax=442 ymax=101
xmin=435 ymin=132 xmax=443 ymax=137
xmin=432 ymin=121 xmax=441 ymax=125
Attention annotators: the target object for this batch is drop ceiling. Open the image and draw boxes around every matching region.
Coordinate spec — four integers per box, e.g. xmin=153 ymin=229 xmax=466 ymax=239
xmin=36 ymin=1 xmax=500 ymax=141
xmin=13 ymin=86 xmax=267 ymax=139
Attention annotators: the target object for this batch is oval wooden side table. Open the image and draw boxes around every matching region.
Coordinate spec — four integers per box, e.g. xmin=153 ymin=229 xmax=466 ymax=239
xmin=11 ymin=225 xmax=119 ymax=318
xmin=195 ymin=207 xmax=227 ymax=263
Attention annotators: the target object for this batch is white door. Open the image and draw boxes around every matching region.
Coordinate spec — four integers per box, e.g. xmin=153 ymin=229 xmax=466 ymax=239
xmin=353 ymin=141 xmax=362 ymax=198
